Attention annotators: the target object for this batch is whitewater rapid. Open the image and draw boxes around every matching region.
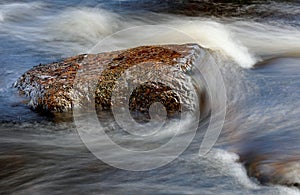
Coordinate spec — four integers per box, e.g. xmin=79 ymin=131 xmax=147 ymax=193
xmin=1 ymin=3 xmax=300 ymax=68
xmin=1 ymin=1 xmax=300 ymax=194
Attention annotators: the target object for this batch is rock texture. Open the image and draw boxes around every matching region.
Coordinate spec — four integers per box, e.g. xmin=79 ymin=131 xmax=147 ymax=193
xmin=14 ymin=44 xmax=206 ymax=116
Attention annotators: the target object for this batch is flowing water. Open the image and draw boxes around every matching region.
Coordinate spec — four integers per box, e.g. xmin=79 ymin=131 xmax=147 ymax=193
xmin=1 ymin=0 xmax=300 ymax=194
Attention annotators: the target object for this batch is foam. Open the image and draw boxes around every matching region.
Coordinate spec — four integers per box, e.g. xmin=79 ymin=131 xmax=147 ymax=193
xmin=205 ymin=149 xmax=259 ymax=189
xmin=48 ymin=7 xmax=123 ymax=44
xmin=228 ymin=21 xmax=300 ymax=58
xmin=0 ymin=2 xmax=44 ymax=22
xmin=2 ymin=5 xmax=300 ymax=68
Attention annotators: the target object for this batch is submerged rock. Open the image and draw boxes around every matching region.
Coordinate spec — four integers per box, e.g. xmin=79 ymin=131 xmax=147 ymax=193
xmin=14 ymin=44 xmax=207 ymax=117
xmin=235 ymin=137 xmax=300 ymax=187
xmin=245 ymin=156 xmax=300 ymax=187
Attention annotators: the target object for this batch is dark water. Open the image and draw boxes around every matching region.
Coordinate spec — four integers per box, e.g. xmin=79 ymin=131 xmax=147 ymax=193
xmin=1 ymin=0 xmax=300 ymax=194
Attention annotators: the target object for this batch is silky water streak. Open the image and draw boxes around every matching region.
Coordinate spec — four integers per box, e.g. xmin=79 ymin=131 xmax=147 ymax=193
xmin=72 ymin=26 xmax=227 ymax=171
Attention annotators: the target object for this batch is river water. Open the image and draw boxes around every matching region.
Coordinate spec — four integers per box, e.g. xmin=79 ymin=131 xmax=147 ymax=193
xmin=1 ymin=0 xmax=300 ymax=194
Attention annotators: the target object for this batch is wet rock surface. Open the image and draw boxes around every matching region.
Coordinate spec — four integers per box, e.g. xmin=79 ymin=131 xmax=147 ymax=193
xmin=233 ymin=137 xmax=300 ymax=187
xmin=14 ymin=44 xmax=205 ymax=117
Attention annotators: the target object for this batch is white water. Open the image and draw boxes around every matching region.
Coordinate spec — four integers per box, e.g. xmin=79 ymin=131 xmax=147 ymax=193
xmin=0 ymin=3 xmax=300 ymax=68
xmin=0 ymin=2 xmax=44 ymax=22
xmin=48 ymin=7 xmax=123 ymax=44
xmin=228 ymin=21 xmax=300 ymax=58
xmin=2 ymin=4 xmax=300 ymax=68
xmin=1 ymin=1 xmax=300 ymax=194
xmin=203 ymin=149 xmax=300 ymax=195
xmin=22 ymin=7 xmax=260 ymax=68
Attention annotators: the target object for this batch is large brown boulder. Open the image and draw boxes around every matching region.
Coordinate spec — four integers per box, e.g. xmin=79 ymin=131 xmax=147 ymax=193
xmin=14 ymin=44 xmax=207 ymax=118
